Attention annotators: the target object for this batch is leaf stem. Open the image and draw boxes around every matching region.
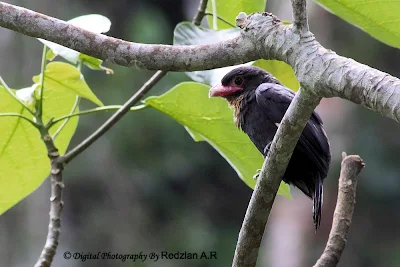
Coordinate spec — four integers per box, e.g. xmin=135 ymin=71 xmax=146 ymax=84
xmin=211 ymin=0 xmax=218 ymax=30
xmin=0 ymin=112 xmax=38 ymax=127
xmin=37 ymin=45 xmax=48 ymax=119
xmin=51 ymin=96 xmax=80 ymax=139
xmin=0 ymin=76 xmax=36 ymax=116
xmin=51 ymin=59 xmax=83 ymax=139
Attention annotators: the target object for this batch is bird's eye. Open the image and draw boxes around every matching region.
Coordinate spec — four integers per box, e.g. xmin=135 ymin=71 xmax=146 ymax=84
xmin=234 ymin=77 xmax=244 ymax=86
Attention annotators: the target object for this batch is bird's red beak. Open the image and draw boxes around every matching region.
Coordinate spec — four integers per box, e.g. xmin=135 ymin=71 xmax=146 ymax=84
xmin=209 ymin=84 xmax=242 ymax=98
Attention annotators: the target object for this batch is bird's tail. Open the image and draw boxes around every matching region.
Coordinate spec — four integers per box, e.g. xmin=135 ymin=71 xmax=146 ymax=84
xmin=313 ymin=175 xmax=324 ymax=230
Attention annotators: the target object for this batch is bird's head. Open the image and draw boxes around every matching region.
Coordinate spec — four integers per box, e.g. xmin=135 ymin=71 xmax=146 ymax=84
xmin=209 ymin=66 xmax=279 ymax=99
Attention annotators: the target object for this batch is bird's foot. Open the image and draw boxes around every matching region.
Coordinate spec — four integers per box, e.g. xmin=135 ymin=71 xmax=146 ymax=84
xmin=263 ymin=142 xmax=272 ymax=156
xmin=253 ymin=169 xmax=261 ymax=180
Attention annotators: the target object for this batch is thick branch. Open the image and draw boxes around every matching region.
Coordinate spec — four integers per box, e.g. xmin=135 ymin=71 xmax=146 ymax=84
xmin=239 ymin=13 xmax=400 ymax=123
xmin=314 ymin=153 xmax=365 ymax=267
xmin=291 ymin=0 xmax=309 ymax=32
xmin=232 ymin=89 xmax=321 ymax=267
xmin=0 ymin=2 xmax=256 ymax=70
xmin=1 ymin=3 xmax=400 ymax=123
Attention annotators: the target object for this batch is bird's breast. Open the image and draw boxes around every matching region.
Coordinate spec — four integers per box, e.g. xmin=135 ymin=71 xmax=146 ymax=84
xmin=235 ymin=99 xmax=277 ymax=156
xmin=227 ymin=94 xmax=245 ymax=128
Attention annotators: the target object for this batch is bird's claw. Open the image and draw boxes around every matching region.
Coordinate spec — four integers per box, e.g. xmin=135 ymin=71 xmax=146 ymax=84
xmin=263 ymin=142 xmax=272 ymax=156
xmin=253 ymin=169 xmax=262 ymax=180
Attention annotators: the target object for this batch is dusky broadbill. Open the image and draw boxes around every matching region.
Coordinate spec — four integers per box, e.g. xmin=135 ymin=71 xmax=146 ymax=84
xmin=209 ymin=66 xmax=331 ymax=229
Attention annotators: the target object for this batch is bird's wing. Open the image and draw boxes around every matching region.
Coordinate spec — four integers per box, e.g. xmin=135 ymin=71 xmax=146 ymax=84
xmin=255 ymin=83 xmax=330 ymax=174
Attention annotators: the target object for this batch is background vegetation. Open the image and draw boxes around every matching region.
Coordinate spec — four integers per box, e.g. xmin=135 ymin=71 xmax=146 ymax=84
xmin=0 ymin=0 xmax=399 ymax=266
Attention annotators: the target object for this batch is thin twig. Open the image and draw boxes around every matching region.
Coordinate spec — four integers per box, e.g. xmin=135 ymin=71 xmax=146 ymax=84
xmin=314 ymin=153 xmax=365 ymax=267
xmin=34 ymin=127 xmax=64 ymax=267
xmin=291 ymin=0 xmax=309 ymax=32
xmin=204 ymin=12 xmax=237 ymax=28
xmin=232 ymin=89 xmax=321 ymax=267
xmin=192 ymin=0 xmax=208 ymax=25
xmin=58 ymin=71 xmax=166 ymax=164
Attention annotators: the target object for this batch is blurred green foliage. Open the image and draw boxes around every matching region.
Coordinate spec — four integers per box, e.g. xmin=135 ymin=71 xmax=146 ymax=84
xmin=315 ymin=0 xmax=400 ymax=48
xmin=0 ymin=0 xmax=400 ymax=267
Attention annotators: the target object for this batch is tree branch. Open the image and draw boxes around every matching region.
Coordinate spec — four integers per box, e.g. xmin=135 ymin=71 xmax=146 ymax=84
xmin=0 ymin=2 xmax=256 ymax=70
xmin=1 ymin=3 xmax=400 ymax=124
xmin=232 ymin=88 xmax=321 ymax=267
xmin=314 ymin=153 xmax=365 ymax=267
xmin=240 ymin=13 xmax=400 ymax=123
xmin=291 ymin=0 xmax=309 ymax=32
xmin=34 ymin=127 xmax=64 ymax=267
xmin=192 ymin=0 xmax=208 ymax=26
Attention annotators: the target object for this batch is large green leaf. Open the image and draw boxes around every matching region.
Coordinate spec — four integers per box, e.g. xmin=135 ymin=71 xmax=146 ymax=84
xmin=144 ymin=82 xmax=290 ymax=197
xmin=206 ymin=0 xmax=267 ymax=30
xmin=0 ymin=86 xmax=78 ymax=215
xmin=253 ymin=59 xmax=299 ymax=91
xmin=315 ymin=0 xmax=400 ymax=48
xmin=33 ymin=62 xmax=103 ymax=107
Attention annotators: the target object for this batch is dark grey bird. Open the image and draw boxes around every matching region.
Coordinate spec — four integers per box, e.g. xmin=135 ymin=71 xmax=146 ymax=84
xmin=209 ymin=66 xmax=331 ymax=229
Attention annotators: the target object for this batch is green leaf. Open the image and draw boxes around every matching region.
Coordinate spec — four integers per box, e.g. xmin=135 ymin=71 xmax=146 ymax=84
xmin=79 ymin=54 xmax=114 ymax=74
xmin=144 ymin=82 xmax=290 ymax=197
xmin=0 ymin=85 xmax=78 ymax=215
xmin=206 ymin=0 xmax=267 ymax=30
xmin=33 ymin=62 xmax=103 ymax=107
xmin=184 ymin=126 xmax=205 ymax=142
xmin=173 ymin=22 xmax=251 ymax=85
xmin=38 ymin=14 xmax=111 ymax=65
xmin=315 ymin=0 xmax=400 ymax=48
xmin=253 ymin=60 xmax=299 ymax=91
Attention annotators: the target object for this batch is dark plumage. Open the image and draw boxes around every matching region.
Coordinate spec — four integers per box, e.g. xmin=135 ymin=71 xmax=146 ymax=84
xmin=209 ymin=66 xmax=331 ymax=229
